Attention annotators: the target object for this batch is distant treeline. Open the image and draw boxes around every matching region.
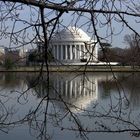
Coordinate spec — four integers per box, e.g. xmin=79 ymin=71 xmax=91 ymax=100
xmin=99 ymin=34 xmax=140 ymax=66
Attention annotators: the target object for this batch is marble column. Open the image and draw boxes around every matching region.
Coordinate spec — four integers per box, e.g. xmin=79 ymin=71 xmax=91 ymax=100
xmin=72 ymin=45 xmax=74 ymax=60
xmin=81 ymin=45 xmax=83 ymax=59
xmin=74 ymin=45 xmax=76 ymax=60
xmin=58 ymin=45 xmax=61 ymax=60
xmin=83 ymin=45 xmax=86 ymax=59
xmin=74 ymin=45 xmax=77 ymax=60
xmin=79 ymin=45 xmax=81 ymax=60
xmin=61 ymin=45 xmax=63 ymax=60
xmin=67 ymin=45 xmax=70 ymax=60
xmin=70 ymin=45 xmax=73 ymax=60
xmin=57 ymin=45 xmax=59 ymax=60
xmin=76 ymin=45 xmax=79 ymax=59
xmin=65 ymin=45 xmax=68 ymax=60
xmin=62 ymin=45 xmax=65 ymax=60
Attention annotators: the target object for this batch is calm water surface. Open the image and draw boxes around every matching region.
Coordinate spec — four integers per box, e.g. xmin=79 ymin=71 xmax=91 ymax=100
xmin=0 ymin=72 xmax=140 ymax=140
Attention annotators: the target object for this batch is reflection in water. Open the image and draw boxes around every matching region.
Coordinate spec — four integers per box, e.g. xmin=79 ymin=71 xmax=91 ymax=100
xmin=0 ymin=73 xmax=24 ymax=88
xmin=51 ymin=73 xmax=98 ymax=112
xmin=0 ymin=72 xmax=140 ymax=140
xmin=26 ymin=73 xmax=116 ymax=112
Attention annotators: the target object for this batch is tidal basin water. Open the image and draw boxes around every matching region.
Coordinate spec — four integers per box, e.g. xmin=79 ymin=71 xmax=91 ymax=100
xmin=0 ymin=72 xmax=140 ymax=140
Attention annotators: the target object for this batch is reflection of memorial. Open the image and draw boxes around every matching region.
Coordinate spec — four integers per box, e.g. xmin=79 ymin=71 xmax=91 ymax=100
xmin=26 ymin=73 xmax=120 ymax=112
xmin=25 ymin=73 xmax=98 ymax=109
xmin=52 ymin=73 xmax=98 ymax=111
xmin=26 ymin=73 xmax=99 ymax=112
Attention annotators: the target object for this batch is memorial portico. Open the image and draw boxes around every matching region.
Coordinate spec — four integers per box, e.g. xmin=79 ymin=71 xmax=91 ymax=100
xmin=49 ymin=27 xmax=98 ymax=63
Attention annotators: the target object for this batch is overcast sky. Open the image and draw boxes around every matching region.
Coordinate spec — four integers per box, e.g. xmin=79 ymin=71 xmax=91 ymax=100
xmin=0 ymin=1 xmax=140 ymax=49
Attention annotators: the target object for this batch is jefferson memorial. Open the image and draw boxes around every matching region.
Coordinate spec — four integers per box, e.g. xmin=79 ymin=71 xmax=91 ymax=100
xmin=49 ymin=27 xmax=98 ymax=64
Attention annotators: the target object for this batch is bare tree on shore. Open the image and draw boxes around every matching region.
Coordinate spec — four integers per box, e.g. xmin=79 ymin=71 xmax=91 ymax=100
xmin=0 ymin=0 xmax=140 ymax=140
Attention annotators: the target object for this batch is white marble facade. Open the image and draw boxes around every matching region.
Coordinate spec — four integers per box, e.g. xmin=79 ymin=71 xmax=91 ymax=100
xmin=49 ymin=27 xmax=98 ymax=63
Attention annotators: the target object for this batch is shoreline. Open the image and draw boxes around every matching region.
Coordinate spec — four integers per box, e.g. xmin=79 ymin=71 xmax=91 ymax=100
xmin=0 ymin=65 xmax=140 ymax=72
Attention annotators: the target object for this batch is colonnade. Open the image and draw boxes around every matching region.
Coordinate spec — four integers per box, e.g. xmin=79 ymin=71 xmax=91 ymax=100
xmin=51 ymin=43 xmax=96 ymax=62
xmin=53 ymin=77 xmax=98 ymax=99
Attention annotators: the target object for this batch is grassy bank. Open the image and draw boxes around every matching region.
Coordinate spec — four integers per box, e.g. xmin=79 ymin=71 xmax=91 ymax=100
xmin=0 ymin=65 xmax=140 ymax=72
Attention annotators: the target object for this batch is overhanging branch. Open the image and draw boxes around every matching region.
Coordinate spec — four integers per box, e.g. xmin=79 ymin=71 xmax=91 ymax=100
xmin=0 ymin=0 xmax=140 ymax=17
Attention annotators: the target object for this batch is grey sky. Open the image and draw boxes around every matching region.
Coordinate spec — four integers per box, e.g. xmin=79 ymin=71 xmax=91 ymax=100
xmin=0 ymin=0 xmax=140 ymax=49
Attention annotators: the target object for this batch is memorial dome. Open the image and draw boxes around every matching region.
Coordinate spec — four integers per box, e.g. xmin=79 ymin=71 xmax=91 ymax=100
xmin=51 ymin=26 xmax=91 ymax=42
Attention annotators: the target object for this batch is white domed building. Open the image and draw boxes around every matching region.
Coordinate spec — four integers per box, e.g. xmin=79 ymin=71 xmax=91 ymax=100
xmin=49 ymin=27 xmax=98 ymax=64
